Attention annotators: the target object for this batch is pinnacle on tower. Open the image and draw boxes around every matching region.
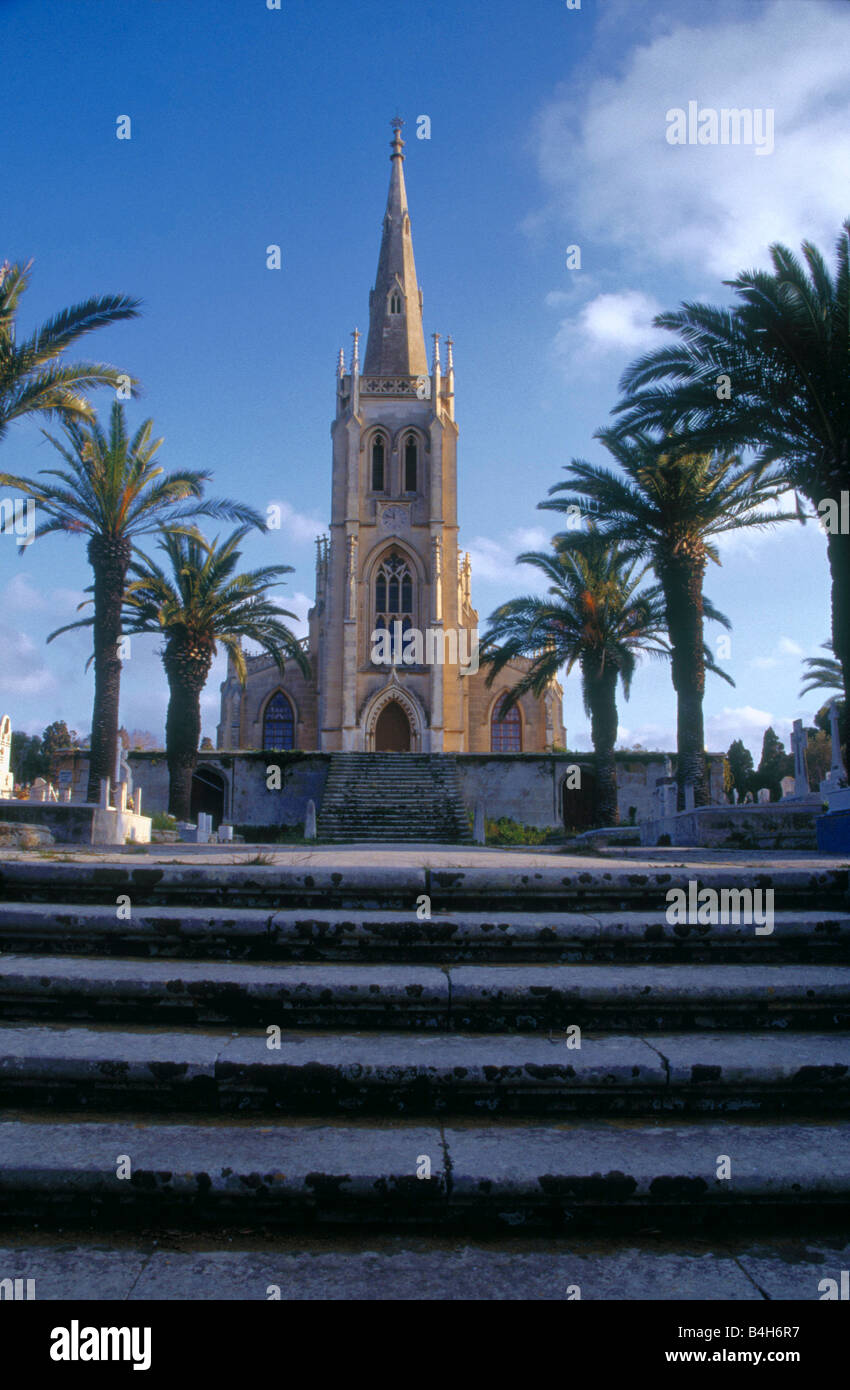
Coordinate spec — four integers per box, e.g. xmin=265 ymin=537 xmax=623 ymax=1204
xmin=363 ymin=118 xmax=428 ymax=376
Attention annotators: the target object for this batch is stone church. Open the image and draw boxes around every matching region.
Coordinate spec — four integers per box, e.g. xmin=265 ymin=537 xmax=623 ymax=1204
xmin=218 ymin=121 xmax=565 ymax=756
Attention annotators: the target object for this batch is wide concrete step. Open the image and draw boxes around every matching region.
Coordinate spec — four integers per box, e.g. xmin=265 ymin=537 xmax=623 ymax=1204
xmin=1 ymin=1025 xmax=848 ymax=1116
xmin=3 ymin=956 xmax=850 ymax=1028
xmin=1 ymin=903 xmax=849 ymax=962
xmin=1 ymin=860 xmax=845 ymax=909
xmin=7 ymin=1233 xmax=850 ymax=1300
xmin=317 ymin=752 xmax=471 ymax=845
xmin=2 ymin=1115 xmax=849 ymax=1231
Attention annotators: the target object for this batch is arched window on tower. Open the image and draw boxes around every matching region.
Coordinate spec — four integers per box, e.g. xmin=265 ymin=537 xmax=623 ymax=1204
xmin=371 ymin=435 xmax=385 ymax=491
xmin=491 ymin=698 xmax=522 ymax=752
xmin=374 ymin=551 xmax=415 ymax=658
xmin=263 ymin=692 xmax=295 ymax=750
xmin=404 ymin=434 xmax=417 ymax=493
xmin=390 ymin=292 xmax=402 ymax=315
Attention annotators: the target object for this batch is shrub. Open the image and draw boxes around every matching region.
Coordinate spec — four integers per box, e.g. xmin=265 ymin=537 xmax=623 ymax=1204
xmin=485 ymin=816 xmax=553 ymax=846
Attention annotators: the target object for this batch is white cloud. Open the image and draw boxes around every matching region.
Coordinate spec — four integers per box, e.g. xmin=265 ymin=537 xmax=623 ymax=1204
xmin=751 ymin=634 xmax=805 ymax=669
xmin=467 ymin=529 xmax=551 ymax=585
xmin=267 ymin=500 xmax=325 ymax=546
xmin=554 ymin=290 xmax=666 ymax=371
xmin=532 ymin=0 xmax=850 ymax=278
xmin=0 ymin=627 xmax=57 ymax=698
xmin=705 ymin=704 xmax=793 ymax=757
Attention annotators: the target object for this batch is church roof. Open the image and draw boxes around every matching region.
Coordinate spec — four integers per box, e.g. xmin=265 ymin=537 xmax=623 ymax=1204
xmin=363 ymin=120 xmax=428 ymax=377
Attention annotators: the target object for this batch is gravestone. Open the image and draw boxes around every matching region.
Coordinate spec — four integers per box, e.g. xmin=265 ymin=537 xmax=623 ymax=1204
xmin=780 ymin=775 xmax=796 ymax=799
xmin=114 ymin=738 xmax=133 ymax=797
xmin=757 ymin=787 xmax=771 ymax=804
xmin=654 ymin=776 xmax=677 ymax=818
xmin=820 ymin=699 xmax=847 ymax=796
xmin=0 ymin=715 xmax=12 ymax=798
xmin=791 ymin=719 xmax=810 ymax=797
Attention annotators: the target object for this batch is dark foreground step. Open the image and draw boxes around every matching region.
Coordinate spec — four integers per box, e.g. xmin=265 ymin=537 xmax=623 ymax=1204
xmin=1 ymin=1025 xmax=848 ymax=1116
xmin=2 ymin=903 xmax=849 ymax=962
xmin=4 ymin=1232 xmax=849 ymax=1299
xmin=1 ymin=1115 xmax=849 ymax=1233
xmin=2 ymin=860 xmax=846 ymax=911
xmin=3 ymin=956 xmax=850 ymax=1030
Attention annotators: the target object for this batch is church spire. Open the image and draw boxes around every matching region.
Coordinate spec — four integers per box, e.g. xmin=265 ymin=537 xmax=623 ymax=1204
xmin=363 ymin=118 xmax=428 ymax=376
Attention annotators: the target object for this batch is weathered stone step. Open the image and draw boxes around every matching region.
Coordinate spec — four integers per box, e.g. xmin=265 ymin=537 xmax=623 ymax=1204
xmin=2 ymin=860 xmax=844 ymax=910
xmin=3 ymin=956 xmax=850 ymax=1029
xmin=1 ymin=1115 xmax=849 ymax=1232
xmin=317 ymin=752 xmax=471 ymax=844
xmin=1 ymin=1024 xmax=848 ymax=1116
xmin=3 ymin=1231 xmax=848 ymax=1299
xmin=2 ymin=903 xmax=849 ymax=962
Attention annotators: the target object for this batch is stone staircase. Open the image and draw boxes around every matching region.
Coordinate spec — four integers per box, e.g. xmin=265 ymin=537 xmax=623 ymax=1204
xmin=0 ymin=857 xmax=849 ymax=1240
xmin=316 ymin=752 xmax=473 ymax=843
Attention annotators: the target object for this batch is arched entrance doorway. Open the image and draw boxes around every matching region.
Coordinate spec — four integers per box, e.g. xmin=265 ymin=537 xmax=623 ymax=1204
xmin=191 ymin=767 xmax=226 ymax=828
xmin=374 ymin=700 xmax=411 ymax=752
xmin=562 ymin=765 xmax=596 ymax=831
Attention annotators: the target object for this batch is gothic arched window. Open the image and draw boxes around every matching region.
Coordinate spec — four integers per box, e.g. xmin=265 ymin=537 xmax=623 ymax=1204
xmin=404 ymin=434 xmax=417 ymax=492
xmin=371 ymin=435 xmax=386 ymax=491
xmin=390 ymin=292 xmax=402 ymax=314
xmin=491 ymin=698 xmax=522 ymax=752
xmin=263 ymin=692 xmax=295 ymax=750
xmin=374 ymin=551 xmax=415 ymax=655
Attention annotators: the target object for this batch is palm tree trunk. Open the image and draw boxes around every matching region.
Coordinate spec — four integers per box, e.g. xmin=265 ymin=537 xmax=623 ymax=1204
xmin=586 ymin=661 xmax=620 ymax=826
xmin=661 ymin=556 xmax=708 ymax=809
xmin=163 ymin=643 xmax=213 ymax=821
xmin=86 ymin=536 xmax=131 ymax=802
xmin=827 ymin=529 xmax=850 ymax=768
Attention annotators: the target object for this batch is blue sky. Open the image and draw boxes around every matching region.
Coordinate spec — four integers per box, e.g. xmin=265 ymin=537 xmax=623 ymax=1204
xmin=1 ymin=0 xmax=847 ymax=756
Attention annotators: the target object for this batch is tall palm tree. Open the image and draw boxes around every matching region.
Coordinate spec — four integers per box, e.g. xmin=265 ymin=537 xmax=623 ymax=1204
xmin=0 ymin=259 xmax=139 ymax=441
xmin=121 ymin=527 xmax=310 ymax=820
xmin=7 ymin=400 xmax=262 ymax=800
xmin=800 ymin=641 xmax=843 ymax=701
xmin=478 ymin=530 xmax=669 ymax=826
xmin=613 ymin=222 xmax=850 ymax=760
xmin=542 ymin=433 xmax=787 ymax=806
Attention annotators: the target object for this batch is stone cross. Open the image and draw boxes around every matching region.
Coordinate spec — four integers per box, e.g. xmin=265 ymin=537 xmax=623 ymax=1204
xmin=791 ymin=719 xmax=809 ymax=797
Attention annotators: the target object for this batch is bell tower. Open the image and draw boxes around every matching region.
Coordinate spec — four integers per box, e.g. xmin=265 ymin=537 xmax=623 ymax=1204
xmin=318 ymin=119 xmax=476 ymax=752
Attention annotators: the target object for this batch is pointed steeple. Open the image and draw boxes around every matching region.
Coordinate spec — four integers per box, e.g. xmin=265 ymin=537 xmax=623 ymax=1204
xmin=363 ymin=118 xmax=428 ymax=376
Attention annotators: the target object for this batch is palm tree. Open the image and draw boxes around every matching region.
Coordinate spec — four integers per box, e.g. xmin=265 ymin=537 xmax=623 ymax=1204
xmin=6 ymin=400 xmax=262 ymax=800
xmin=613 ymin=222 xmax=850 ymax=761
xmin=542 ymin=433 xmax=788 ymax=806
xmin=800 ymin=641 xmax=843 ymax=701
xmin=478 ymin=530 xmax=669 ymax=826
xmin=121 ymin=527 xmax=310 ymax=820
xmin=0 ymin=259 xmax=139 ymax=441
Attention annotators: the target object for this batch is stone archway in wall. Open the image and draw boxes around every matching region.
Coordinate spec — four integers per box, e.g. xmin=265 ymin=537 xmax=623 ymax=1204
xmin=375 ymin=701 xmax=411 ymax=752
xmin=191 ymin=767 xmax=227 ymax=828
xmin=363 ymin=681 xmax=424 ymax=752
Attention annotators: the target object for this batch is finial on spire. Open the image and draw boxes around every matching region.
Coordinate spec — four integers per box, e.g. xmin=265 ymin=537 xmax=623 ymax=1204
xmin=390 ymin=115 xmax=405 ymax=160
xmin=350 ymin=328 xmax=360 ymax=373
xmin=337 ymin=348 xmax=345 ymax=378
xmin=445 ymin=336 xmax=454 ymax=370
xmin=431 ymin=332 xmax=441 ymax=371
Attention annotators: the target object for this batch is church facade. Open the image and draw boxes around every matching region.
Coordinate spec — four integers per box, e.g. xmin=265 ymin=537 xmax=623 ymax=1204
xmin=218 ymin=122 xmax=565 ymax=757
